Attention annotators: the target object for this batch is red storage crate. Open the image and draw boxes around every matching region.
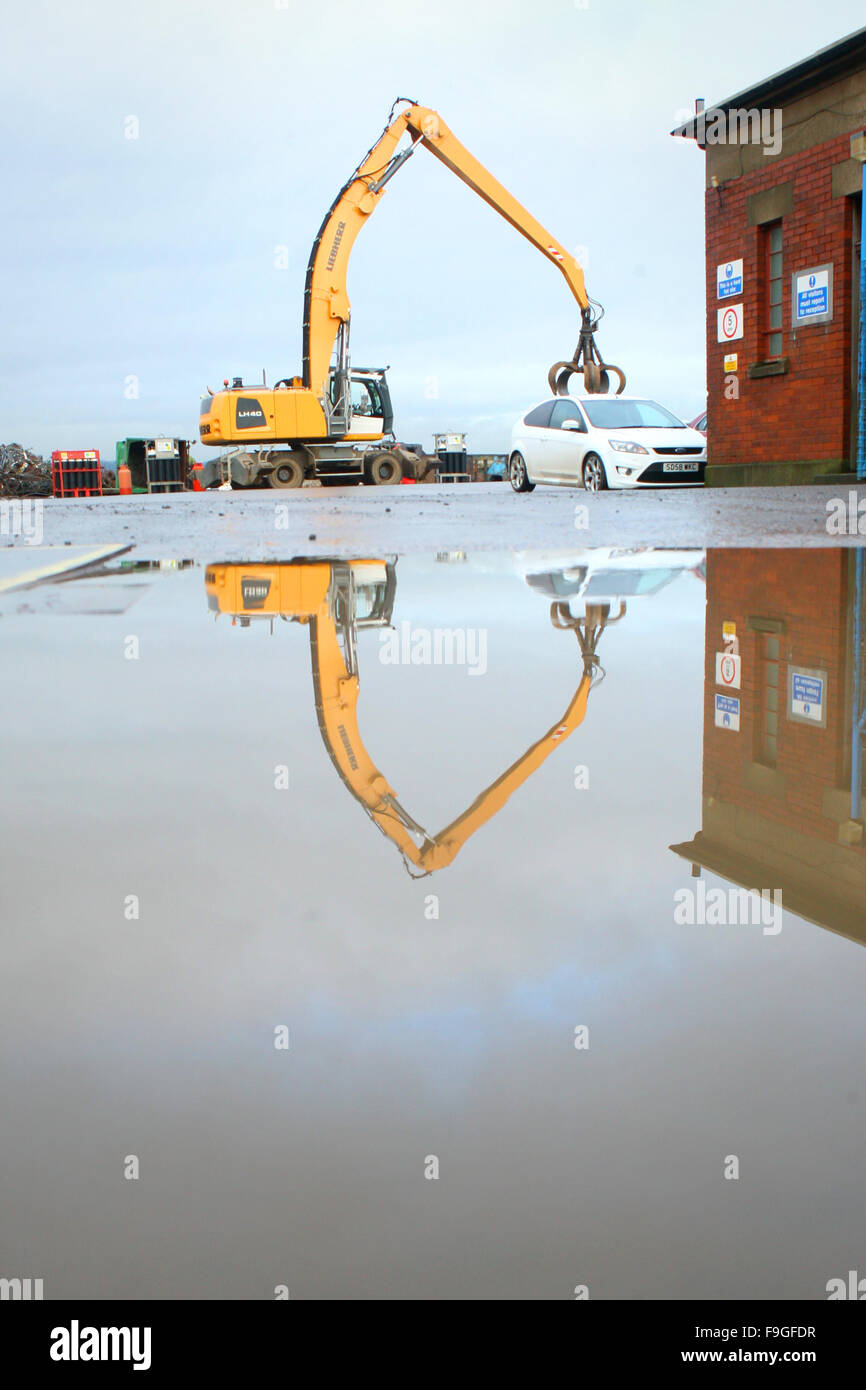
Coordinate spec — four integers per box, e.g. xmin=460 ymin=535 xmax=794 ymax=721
xmin=51 ymin=450 xmax=103 ymax=498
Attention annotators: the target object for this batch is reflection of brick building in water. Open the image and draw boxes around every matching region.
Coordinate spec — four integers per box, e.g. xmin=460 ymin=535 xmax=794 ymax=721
xmin=671 ymin=548 xmax=866 ymax=946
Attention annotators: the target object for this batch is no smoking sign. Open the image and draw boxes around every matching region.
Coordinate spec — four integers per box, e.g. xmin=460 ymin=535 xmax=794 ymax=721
xmin=717 ymin=303 xmax=744 ymax=342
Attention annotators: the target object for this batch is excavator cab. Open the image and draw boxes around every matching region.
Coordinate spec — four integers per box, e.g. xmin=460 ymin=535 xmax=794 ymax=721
xmin=204 ymin=558 xmax=395 ymax=633
xmin=327 ymin=367 xmax=394 ymax=441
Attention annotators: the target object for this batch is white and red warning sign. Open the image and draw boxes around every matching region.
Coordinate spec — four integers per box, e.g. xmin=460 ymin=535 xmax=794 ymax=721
xmin=715 ymin=651 xmax=741 ymax=689
xmin=717 ymin=303 xmax=744 ymax=342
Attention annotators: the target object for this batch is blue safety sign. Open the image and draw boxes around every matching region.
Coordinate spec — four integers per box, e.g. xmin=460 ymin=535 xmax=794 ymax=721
xmin=794 ymin=266 xmax=832 ymax=324
xmin=716 ymin=259 xmax=743 ymax=299
xmin=791 ymin=672 xmax=824 ymax=722
xmin=714 ymin=694 xmax=740 ymax=731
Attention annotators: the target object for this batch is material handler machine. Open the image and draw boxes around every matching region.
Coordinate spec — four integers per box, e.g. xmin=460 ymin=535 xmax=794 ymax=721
xmin=197 ymin=99 xmax=625 ymax=489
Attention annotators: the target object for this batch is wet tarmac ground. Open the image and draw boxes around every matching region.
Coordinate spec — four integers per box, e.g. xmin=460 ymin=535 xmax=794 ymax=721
xmin=8 ymin=480 xmax=866 ymax=562
xmin=1 ymin=543 xmax=865 ymax=1299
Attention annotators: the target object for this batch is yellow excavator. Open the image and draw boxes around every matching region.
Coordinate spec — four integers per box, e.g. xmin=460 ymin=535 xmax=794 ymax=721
xmin=204 ymin=558 xmax=614 ymax=874
xmin=197 ymin=99 xmax=625 ymax=490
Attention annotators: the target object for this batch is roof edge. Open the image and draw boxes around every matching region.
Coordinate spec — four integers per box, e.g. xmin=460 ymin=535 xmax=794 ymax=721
xmin=670 ymin=24 xmax=866 ymax=140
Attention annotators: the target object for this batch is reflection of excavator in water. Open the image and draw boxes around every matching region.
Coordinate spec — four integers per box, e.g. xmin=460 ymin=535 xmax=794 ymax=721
xmin=197 ymin=99 xmax=625 ymax=490
xmin=205 ymin=560 xmax=616 ymax=875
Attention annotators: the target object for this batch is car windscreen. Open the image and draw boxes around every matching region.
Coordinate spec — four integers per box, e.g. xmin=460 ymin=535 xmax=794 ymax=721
xmin=581 ymin=399 xmax=685 ymax=429
xmin=583 ymin=569 xmax=677 ymax=597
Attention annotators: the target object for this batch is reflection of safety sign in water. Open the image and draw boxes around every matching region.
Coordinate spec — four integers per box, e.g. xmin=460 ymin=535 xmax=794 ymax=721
xmin=715 ymin=694 xmax=740 ymax=731
xmin=717 ymin=303 xmax=743 ymax=342
xmin=789 ymin=668 xmax=826 ymax=725
xmin=715 ymin=651 xmax=741 ymax=688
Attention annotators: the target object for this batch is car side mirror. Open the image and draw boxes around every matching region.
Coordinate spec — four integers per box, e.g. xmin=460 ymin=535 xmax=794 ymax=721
xmin=561 ymin=419 xmax=584 ymax=432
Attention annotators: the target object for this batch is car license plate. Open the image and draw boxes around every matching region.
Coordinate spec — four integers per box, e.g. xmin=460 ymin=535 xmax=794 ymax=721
xmin=663 ymin=460 xmax=699 ymax=472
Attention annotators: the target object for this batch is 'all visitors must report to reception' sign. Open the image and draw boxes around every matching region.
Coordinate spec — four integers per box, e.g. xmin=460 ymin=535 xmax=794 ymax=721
xmin=793 ymin=264 xmax=833 ymax=326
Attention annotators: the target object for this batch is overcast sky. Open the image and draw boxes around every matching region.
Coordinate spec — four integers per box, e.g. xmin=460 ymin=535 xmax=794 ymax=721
xmin=2 ymin=0 xmax=864 ymax=460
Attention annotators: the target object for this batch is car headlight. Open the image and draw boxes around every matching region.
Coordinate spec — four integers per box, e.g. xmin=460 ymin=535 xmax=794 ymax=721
xmin=609 ymin=439 xmax=649 ymax=454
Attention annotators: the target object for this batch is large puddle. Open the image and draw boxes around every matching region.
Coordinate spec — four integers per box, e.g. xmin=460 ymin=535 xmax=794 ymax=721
xmin=1 ymin=546 xmax=863 ymax=1298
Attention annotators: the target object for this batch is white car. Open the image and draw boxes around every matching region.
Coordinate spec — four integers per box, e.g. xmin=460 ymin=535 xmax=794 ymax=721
xmin=509 ymin=395 xmax=707 ymax=492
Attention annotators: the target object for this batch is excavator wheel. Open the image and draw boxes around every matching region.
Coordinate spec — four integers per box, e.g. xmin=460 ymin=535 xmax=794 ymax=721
xmin=365 ymin=451 xmax=402 ymax=486
xmin=268 ymin=457 xmax=305 ymax=489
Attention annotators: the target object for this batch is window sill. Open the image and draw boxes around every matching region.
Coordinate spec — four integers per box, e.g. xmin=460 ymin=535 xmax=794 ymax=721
xmin=744 ymin=762 xmax=786 ymax=797
xmin=748 ymin=358 xmax=789 ymax=379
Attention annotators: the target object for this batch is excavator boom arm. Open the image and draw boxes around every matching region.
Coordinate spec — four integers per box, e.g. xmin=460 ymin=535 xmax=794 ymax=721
xmin=412 ymin=670 xmax=592 ymax=872
xmin=404 ymin=106 xmax=590 ymax=312
xmin=303 ymin=111 xmax=411 ymax=394
xmin=311 ymin=594 xmax=594 ymax=874
xmin=303 ymin=100 xmax=622 ymax=402
xmin=204 ymin=560 xmax=602 ymax=876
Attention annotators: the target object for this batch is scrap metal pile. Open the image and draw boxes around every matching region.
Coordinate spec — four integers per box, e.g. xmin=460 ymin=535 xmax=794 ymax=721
xmin=0 ymin=443 xmax=52 ymax=498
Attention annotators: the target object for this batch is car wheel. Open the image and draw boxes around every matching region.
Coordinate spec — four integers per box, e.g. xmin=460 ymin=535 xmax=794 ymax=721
xmin=582 ymin=453 xmax=607 ymax=492
xmin=509 ymin=452 xmax=535 ymax=493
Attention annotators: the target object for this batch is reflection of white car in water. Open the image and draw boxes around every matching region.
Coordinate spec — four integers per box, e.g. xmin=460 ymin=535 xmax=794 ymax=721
xmin=511 ymin=548 xmax=705 ymax=689
xmin=516 ymin=548 xmax=706 ymax=608
xmin=509 ymin=396 xmax=707 ymax=493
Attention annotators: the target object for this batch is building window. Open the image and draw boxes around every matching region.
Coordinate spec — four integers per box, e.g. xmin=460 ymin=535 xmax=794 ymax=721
xmin=765 ymin=221 xmax=783 ymax=357
xmin=758 ymin=634 xmax=780 ymax=766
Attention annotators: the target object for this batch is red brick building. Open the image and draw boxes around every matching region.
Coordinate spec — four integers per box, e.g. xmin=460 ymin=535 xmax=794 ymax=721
xmin=674 ymin=28 xmax=866 ymax=485
xmin=672 ymin=549 xmax=866 ymax=946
